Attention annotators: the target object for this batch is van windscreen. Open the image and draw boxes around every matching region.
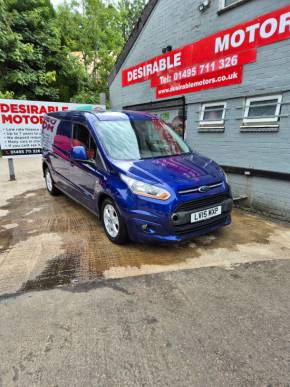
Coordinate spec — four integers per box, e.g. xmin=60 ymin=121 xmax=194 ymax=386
xmin=96 ymin=119 xmax=190 ymax=160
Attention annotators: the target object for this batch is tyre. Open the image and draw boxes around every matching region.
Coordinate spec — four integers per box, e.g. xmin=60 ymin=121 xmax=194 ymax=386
xmin=44 ymin=167 xmax=59 ymax=196
xmin=101 ymin=198 xmax=129 ymax=244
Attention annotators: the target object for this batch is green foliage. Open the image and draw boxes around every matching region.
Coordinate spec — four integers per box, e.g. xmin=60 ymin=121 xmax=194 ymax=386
xmin=0 ymin=0 xmax=146 ymax=104
xmin=0 ymin=90 xmax=14 ymax=99
xmin=117 ymin=0 xmax=146 ymax=41
xmin=55 ymin=0 xmax=125 ymax=101
xmin=1 ymin=0 xmax=57 ymax=99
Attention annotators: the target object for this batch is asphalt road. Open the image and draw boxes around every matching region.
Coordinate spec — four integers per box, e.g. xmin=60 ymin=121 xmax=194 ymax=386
xmin=1 ymin=261 xmax=290 ymax=387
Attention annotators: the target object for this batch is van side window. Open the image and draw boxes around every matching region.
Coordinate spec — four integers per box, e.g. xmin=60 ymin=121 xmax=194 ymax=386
xmin=56 ymin=120 xmax=72 ymax=138
xmin=95 ymin=149 xmax=106 ymax=171
xmin=54 ymin=120 xmax=72 ymax=152
xmin=73 ymin=123 xmax=96 ymax=161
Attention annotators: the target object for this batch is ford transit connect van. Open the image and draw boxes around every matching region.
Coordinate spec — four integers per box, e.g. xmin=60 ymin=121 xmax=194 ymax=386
xmin=42 ymin=110 xmax=232 ymax=244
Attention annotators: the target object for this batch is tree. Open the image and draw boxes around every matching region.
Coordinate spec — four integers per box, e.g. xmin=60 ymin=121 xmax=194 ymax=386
xmin=117 ymin=0 xmax=146 ymax=41
xmin=0 ymin=0 xmax=147 ymax=104
xmin=0 ymin=0 xmax=92 ymax=102
xmin=1 ymin=0 xmax=59 ymax=100
xmin=56 ymin=0 xmax=123 ymax=100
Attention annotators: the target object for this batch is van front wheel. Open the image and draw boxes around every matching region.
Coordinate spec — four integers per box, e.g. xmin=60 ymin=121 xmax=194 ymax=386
xmin=101 ymin=198 xmax=128 ymax=244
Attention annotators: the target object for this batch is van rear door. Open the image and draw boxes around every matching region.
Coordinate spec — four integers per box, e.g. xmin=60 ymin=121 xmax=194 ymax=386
xmin=51 ymin=120 xmax=73 ymax=191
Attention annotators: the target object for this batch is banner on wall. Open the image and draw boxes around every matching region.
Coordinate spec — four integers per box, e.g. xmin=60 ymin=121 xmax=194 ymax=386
xmin=0 ymin=99 xmax=105 ymax=158
xmin=122 ymin=5 xmax=290 ymax=98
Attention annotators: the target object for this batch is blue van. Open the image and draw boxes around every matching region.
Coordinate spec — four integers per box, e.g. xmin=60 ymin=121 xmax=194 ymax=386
xmin=42 ymin=110 xmax=233 ymax=244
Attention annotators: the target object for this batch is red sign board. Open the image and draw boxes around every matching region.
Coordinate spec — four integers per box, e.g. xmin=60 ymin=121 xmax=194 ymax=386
xmin=122 ymin=5 xmax=290 ymax=98
xmin=156 ymin=66 xmax=243 ymax=99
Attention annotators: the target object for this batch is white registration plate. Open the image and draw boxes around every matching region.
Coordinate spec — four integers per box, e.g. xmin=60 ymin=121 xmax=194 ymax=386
xmin=191 ymin=206 xmax=222 ymax=223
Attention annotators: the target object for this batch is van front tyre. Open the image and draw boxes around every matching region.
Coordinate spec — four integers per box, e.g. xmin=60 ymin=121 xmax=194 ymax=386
xmin=101 ymin=198 xmax=129 ymax=244
xmin=45 ymin=167 xmax=59 ymax=196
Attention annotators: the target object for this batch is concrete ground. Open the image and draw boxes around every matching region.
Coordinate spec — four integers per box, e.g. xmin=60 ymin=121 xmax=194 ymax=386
xmin=0 ymin=158 xmax=290 ymax=386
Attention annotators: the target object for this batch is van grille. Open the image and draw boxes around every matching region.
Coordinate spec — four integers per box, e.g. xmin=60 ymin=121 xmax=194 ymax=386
xmin=175 ymin=193 xmax=229 ymax=213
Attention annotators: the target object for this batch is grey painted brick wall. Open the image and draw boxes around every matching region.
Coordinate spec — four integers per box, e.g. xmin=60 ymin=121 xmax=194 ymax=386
xmin=185 ymin=90 xmax=290 ymax=173
xmin=228 ymin=173 xmax=290 ymax=220
xmin=110 ymin=0 xmax=290 ymax=109
xmin=109 ymin=0 xmax=290 ymax=219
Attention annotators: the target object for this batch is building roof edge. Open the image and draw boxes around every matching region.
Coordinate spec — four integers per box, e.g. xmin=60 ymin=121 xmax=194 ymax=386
xmin=108 ymin=0 xmax=159 ymax=87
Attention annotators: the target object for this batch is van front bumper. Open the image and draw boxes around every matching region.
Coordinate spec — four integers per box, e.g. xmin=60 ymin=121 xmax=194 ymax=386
xmin=123 ymin=198 xmax=233 ymax=244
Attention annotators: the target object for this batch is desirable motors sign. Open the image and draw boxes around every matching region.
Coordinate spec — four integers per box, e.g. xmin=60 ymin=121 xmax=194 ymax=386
xmin=0 ymin=99 xmax=105 ymax=158
xmin=122 ymin=6 xmax=290 ymax=99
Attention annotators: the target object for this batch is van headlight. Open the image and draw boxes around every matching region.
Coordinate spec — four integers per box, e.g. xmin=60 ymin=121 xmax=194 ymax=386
xmin=221 ymin=169 xmax=228 ymax=184
xmin=225 ymin=173 xmax=229 ymax=184
xmin=121 ymin=174 xmax=171 ymax=201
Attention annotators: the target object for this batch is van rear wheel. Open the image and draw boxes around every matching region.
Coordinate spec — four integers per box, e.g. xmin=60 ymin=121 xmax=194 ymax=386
xmin=101 ymin=198 xmax=128 ymax=244
xmin=45 ymin=167 xmax=59 ymax=196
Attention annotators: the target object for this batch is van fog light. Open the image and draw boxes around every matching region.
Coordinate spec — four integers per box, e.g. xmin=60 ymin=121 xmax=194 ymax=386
xmin=141 ymin=224 xmax=155 ymax=234
xmin=172 ymin=214 xmax=179 ymax=222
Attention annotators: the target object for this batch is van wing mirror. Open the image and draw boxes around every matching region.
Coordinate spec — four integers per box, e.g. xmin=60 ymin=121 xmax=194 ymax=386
xmin=71 ymin=146 xmax=88 ymax=161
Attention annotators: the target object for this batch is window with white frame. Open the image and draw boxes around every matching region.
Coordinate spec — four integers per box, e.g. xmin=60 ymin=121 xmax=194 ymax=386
xmin=220 ymin=0 xmax=248 ymax=10
xmin=200 ymin=102 xmax=227 ymax=126
xmin=243 ymin=95 xmax=282 ymax=124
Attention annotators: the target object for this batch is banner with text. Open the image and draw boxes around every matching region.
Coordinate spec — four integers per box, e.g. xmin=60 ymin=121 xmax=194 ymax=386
xmin=0 ymin=99 xmax=105 ymax=158
xmin=122 ymin=5 xmax=290 ymax=98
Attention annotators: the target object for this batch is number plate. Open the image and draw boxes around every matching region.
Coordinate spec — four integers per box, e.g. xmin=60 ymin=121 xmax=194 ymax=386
xmin=191 ymin=206 xmax=222 ymax=223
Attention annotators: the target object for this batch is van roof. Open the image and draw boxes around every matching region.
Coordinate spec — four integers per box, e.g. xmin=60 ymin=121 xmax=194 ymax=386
xmin=46 ymin=110 xmax=157 ymax=121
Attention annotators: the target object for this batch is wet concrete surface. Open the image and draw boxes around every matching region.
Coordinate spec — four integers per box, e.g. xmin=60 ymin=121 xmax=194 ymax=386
xmin=1 ymin=159 xmax=290 ymax=387
xmin=1 ymin=158 xmax=290 ymax=297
